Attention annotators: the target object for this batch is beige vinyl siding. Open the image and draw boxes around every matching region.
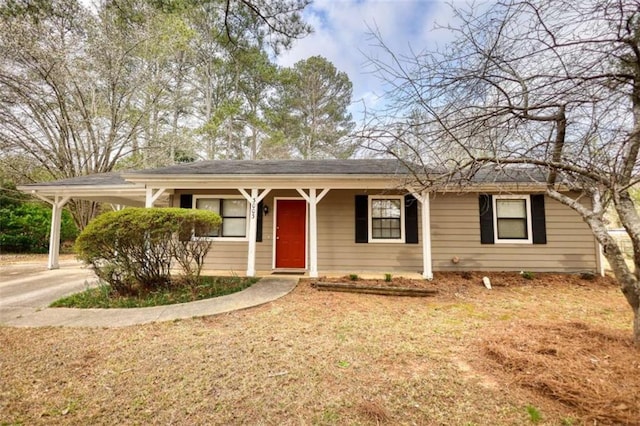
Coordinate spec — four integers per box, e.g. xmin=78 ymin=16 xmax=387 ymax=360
xmin=431 ymin=193 xmax=598 ymax=272
xmin=175 ymin=188 xmax=598 ymax=274
xmin=173 ymin=189 xmax=272 ymax=273
xmin=317 ymin=190 xmax=423 ymax=273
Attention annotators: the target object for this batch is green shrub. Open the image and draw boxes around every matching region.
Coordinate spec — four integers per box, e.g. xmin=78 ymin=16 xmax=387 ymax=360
xmin=0 ymin=201 xmax=78 ymax=253
xmin=348 ymin=274 xmax=359 ymax=281
xmin=384 ymin=273 xmax=392 ymax=282
xmin=74 ymin=208 xmax=221 ymax=295
xmin=521 ymin=271 xmax=536 ymax=280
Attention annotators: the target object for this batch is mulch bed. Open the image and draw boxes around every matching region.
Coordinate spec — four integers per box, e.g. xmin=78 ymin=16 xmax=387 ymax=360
xmin=311 ymin=281 xmax=438 ymax=297
xmin=479 ymin=321 xmax=640 ymax=424
xmin=310 ymin=271 xmax=616 ymax=297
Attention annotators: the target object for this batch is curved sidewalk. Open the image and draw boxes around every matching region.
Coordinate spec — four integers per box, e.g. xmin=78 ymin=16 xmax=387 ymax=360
xmin=1 ymin=276 xmax=298 ymax=328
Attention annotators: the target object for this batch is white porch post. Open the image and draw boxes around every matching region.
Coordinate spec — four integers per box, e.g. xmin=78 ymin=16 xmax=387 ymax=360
xmin=309 ymin=190 xmax=318 ymax=278
xmin=296 ymin=188 xmax=330 ymax=278
xmin=239 ymin=188 xmax=271 ymax=277
xmin=145 ymin=187 xmax=167 ymax=208
xmin=420 ymin=190 xmax=433 ymax=280
xmin=33 ymin=194 xmax=71 ymax=270
xmin=407 ymin=187 xmax=433 ymax=280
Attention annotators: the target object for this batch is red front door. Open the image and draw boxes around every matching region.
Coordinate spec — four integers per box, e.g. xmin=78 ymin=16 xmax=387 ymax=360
xmin=275 ymin=199 xmax=306 ymax=268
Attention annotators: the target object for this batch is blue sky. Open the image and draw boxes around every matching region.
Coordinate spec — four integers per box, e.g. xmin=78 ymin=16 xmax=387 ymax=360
xmin=276 ymin=0 xmax=459 ymax=121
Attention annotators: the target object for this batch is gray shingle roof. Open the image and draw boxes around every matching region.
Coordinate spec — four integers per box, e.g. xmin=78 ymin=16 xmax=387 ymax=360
xmin=470 ymin=166 xmax=549 ymax=184
xmin=128 ymin=159 xmax=416 ymax=175
xmin=18 ymin=161 xmax=552 ymax=188
xmin=19 ymin=172 xmax=133 ymax=187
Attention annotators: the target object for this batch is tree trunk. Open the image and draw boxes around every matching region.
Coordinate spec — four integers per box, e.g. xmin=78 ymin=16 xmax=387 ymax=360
xmin=601 ymin=236 xmax=640 ymax=346
xmin=635 ymin=308 xmax=640 ymax=347
xmin=547 ymin=189 xmax=640 ymax=345
xmin=69 ymin=199 xmax=100 ymax=231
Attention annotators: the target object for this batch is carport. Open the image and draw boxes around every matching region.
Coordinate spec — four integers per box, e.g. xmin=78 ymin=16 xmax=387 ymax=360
xmin=17 ymin=173 xmax=169 ymax=270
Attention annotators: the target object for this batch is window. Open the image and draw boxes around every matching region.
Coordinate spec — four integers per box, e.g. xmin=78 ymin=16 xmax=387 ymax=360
xmin=493 ymin=195 xmax=532 ymax=243
xmin=194 ymin=197 xmax=248 ymax=239
xmin=368 ymin=196 xmax=405 ymax=242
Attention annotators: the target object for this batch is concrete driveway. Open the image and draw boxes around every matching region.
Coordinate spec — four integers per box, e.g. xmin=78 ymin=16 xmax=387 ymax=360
xmin=0 ymin=260 xmax=96 ymax=323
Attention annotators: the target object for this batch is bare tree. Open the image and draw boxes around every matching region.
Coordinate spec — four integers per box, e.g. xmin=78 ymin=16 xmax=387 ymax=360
xmin=0 ymin=0 xmax=161 ymax=227
xmin=0 ymin=0 xmax=312 ymax=226
xmin=361 ymin=0 xmax=640 ymax=343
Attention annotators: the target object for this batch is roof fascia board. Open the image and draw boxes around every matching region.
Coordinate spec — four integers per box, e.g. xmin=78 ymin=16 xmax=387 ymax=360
xmin=122 ymin=176 xmax=406 ymax=190
xmin=17 ymin=188 xmax=157 ymax=202
xmin=439 ymin=183 xmax=564 ymax=192
xmin=17 ymin=180 xmax=562 ymax=195
xmin=17 ymin=183 xmax=146 ymax=192
xmin=122 ymin=173 xmax=407 ymax=182
xmin=20 ymin=190 xmax=152 ymax=197
xmin=121 ymin=176 xmax=555 ymax=192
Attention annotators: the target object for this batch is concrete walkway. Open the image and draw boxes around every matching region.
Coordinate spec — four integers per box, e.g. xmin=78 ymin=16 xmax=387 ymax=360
xmin=0 ymin=262 xmax=298 ymax=327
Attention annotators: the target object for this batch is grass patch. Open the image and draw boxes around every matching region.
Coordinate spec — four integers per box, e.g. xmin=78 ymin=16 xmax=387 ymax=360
xmin=49 ymin=276 xmax=259 ymax=308
xmin=2 ymin=271 xmax=634 ymax=425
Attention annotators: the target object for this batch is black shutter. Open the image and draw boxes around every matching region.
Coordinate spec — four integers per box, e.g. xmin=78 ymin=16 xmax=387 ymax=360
xmin=180 ymin=194 xmax=193 ymax=209
xmin=256 ymin=200 xmax=263 ymax=242
xmin=531 ymin=194 xmax=547 ymax=244
xmin=479 ymin=194 xmax=494 ymax=244
xmin=355 ymin=195 xmax=368 ymax=243
xmin=405 ymin=194 xmax=419 ymax=244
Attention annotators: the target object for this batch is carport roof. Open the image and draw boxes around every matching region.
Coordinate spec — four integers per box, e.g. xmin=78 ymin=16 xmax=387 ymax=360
xmin=19 ymin=172 xmax=132 ymax=187
xmin=17 ymin=172 xmax=148 ymax=207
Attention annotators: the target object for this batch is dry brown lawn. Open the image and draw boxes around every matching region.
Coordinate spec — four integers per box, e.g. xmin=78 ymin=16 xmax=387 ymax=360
xmin=1 ymin=271 xmax=638 ymax=425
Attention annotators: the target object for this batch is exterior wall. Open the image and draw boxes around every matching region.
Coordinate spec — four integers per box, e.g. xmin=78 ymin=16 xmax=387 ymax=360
xmin=173 ymin=189 xmax=266 ymax=273
xmin=431 ymin=193 xmax=598 ymax=272
xmin=174 ymin=189 xmax=598 ymax=274
xmin=173 ymin=188 xmax=424 ymax=274
xmin=317 ymin=189 xmax=423 ymax=273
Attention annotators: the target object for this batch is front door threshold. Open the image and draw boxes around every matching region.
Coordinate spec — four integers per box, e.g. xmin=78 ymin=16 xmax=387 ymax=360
xmin=272 ymin=268 xmax=307 ymax=275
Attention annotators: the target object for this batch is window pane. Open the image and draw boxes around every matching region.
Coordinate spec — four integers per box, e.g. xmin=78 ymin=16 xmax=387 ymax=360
xmin=372 ymin=203 xmax=383 ymax=218
xmin=390 ymin=227 xmax=400 ymax=238
xmin=196 ymin=198 xmax=220 ymax=213
xmin=496 ymin=199 xmax=526 ymax=218
xmin=195 ymin=223 xmax=219 ymax=237
xmin=222 ymin=218 xmax=246 ymax=237
xmin=199 ymin=228 xmax=219 ymax=237
xmin=372 ymin=199 xmax=401 ymax=218
xmin=497 ymin=218 xmax=527 ymax=239
xmin=222 ymin=199 xmax=246 ymax=217
xmin=195 ymin=199 xmax=219 ymax=237
xmin=372 ymin=218 xmax=401 ymax=239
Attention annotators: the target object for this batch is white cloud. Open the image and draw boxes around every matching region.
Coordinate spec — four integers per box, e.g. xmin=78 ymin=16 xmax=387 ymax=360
xmin=277 ymin=0 xmax=459 ymax=122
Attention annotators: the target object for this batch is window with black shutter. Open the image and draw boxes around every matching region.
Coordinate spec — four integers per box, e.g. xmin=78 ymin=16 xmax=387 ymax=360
xmin=478 ymin=194 xmax=546 ymax=244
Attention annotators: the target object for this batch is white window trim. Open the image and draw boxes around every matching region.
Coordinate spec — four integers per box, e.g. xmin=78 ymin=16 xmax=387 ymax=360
xmin=193 ymin=195 xmax=249 ymax=242
xmin=493 ymin=194 xmax=533 ymax=244
xmin=368 ymin=195 xmax=405 ymax=243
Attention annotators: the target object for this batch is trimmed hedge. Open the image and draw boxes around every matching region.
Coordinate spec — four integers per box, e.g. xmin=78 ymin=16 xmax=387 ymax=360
xmin=75 ymin=208 xmax=221 ymax=295
xmin=0 ymin=203 xmax=78 ymax=253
